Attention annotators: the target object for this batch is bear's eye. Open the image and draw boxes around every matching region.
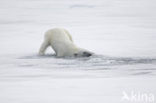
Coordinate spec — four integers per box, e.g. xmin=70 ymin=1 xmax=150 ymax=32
xmin=74 ymin=53 xmax=78 ymax=57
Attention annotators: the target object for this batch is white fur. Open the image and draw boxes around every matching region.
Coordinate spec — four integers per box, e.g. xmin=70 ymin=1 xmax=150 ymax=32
xmin=39 ymin=28 xmax=92 ymax=57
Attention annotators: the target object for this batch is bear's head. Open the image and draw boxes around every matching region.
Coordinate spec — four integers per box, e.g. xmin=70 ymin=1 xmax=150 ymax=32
xmin=73 ymin=48 xmax=93 ymax=57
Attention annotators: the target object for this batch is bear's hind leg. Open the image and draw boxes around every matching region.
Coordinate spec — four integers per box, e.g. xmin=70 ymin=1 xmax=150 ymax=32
xmin=39 ymin=40 xmax=50 ymax=55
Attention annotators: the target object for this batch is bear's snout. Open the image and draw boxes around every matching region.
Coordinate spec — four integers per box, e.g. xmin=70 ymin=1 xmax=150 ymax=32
xmin=83 ymin=52 xmax=92 ymax=57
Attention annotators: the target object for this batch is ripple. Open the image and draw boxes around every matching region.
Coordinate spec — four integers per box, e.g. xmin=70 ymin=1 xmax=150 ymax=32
xmin=19 ymin=54 xmax=156 ymax=68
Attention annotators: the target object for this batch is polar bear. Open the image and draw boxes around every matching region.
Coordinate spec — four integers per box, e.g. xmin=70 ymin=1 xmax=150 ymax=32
xmin=39 ymin=28 xmax=93 ymax=57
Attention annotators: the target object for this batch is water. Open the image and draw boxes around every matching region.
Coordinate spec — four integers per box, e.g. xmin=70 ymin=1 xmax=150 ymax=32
xmin=7 ymin=54 xmax=154 ymax=77
xmin=20 ymin=54 xmax=156 ymax=67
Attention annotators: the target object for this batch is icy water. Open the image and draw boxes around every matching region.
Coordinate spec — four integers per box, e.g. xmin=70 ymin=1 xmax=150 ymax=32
xmin=0 ymin=0 xmax=156 ymax=103
xmin=18 ymin=54 xmax=156 ymax=77
xmin=1 ymin=54 xmax=156 ymax=78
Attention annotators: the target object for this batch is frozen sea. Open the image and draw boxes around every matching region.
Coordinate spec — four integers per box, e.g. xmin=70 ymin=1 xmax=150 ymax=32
xmin=0 ymin=0 xmax=156 ymax=103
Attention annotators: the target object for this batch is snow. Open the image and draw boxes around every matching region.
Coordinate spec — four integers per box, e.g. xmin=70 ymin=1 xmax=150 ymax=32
xmin=0 ymin=77 xmax=155 ymax=103
xmin=0 ymin=0 xmax=156 ymax=103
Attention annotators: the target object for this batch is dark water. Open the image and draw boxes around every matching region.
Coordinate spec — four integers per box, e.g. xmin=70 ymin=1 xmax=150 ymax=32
xmin=20 ymin=54 xmax=156 ymax=68
xmin=15 ymin=54 xmax=156 ymax=77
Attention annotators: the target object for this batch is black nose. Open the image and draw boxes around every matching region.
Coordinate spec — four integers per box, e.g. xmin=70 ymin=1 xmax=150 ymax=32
xmin=83 ymin=52 xmax=92 ymax=57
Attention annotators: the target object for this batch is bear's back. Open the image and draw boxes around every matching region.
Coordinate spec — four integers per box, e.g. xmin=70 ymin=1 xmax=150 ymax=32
xmin=45 ymin=28 xmax=71 ymax=43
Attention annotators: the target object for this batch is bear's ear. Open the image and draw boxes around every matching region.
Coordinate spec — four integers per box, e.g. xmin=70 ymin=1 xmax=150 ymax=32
xmin=83 ymin=52 xmax=92 ymax=57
